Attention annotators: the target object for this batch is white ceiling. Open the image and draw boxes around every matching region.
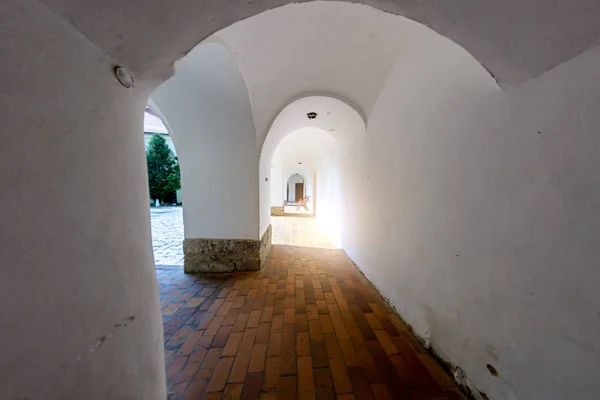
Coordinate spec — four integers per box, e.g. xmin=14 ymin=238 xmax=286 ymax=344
xmin=41 ymin=0 xmax=600 ymax=87
xmin=260 ymin=96 xmax=365 ymax=168
xmin=274 ymin=127 xmax=337 ymax=171
xmin=212 ymin=2 xmax=408 ymax=140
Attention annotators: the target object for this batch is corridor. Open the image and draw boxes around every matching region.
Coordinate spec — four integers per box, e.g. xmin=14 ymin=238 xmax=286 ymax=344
xmin=159 ymin=245 xmax=463 ymax=399
xmin=271 ymin=217 xmax=339 ymax=250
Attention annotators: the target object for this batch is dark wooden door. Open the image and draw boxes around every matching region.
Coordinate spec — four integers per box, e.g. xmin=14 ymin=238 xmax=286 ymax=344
xmin=295 ymin=182 xmax=304 ymax=201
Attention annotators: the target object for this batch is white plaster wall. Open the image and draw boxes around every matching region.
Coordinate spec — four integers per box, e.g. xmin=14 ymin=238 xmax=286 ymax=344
xmin=151 ymin=43 xmax=258 ymax=240
xmin=0 ymin=1 xmax=166 ymax=398
xmin=316 ymin=151 xmax=343 ymax=247
xmin=270 ymin=149 xmax=284 ymax=207
xmin=346 ymin=26 xmax=600 ymax=400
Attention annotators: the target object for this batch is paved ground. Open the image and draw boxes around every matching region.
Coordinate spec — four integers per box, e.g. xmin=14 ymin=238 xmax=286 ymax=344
xmin=158 ymin=245 xmax=466 ymax=400
xmin=149 ymin=207 xmax=338 ymax=267
xmin=151 ymin=206 xmax=184 ymax=266
xmin=271 ymin=217 xmax=339 ymax=249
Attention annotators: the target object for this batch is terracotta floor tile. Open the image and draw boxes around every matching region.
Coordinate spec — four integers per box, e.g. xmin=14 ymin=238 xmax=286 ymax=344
xmin=159 ymin=245 xmax=463 ymax=400
xmin=363 ymin=314 xmax=382 ymax=331
xmin=310 ymin=341 xmax=329 ymax=369
xmin=314 ymin=367 xmax=335 ymax=400
xmin=418 ymin=354 xmax=456 ymax=388
xmin=197 ymin=348 xmax=223 ymax=380
xmin=199 ymin=332 xmax=215 ymax=348
xmin=166 ymin=357 xmax=188 ymax=383
xmin=329 ymin=357 xmax=353 ymax=394
xmin=298 ymin=356 xmax=315 ymax=391
xmin=185 ymin=378 xmax=208 ymax=398
xmin=248 ymin=343 xmax=268 ymax=373
xmin=306 ymin=304 xmax=319 ymax=320
xmin=217 ymin=301 xmax=234 ymax=317
xmin=232 ymin=296 xmax=245 ymax=309
xmin=373 ymin=330 xmax=397 ymax=355
xmin=297 ymin=331 xmax=311 ymax=356
xmin=308 ymin=320 xmax=324 ymax=342
xmin=247 ymin=310 xmax=262 ymax=328
xmin=233 ymin=313 xmax=250 ymax=332
xmin=296 ymin=313 xmax=309 ymax=332
xmin=209 ymin=299 xmax=226 ymax=314
xmin=229 ymin=350 xmax=252 ymax=383
xmin=263 ymin=357 xmax=281 ymax=392
xmin=319 ymin=315 xmax=334 ymax=334
xmin=261 ymin=306 xmax=274 ymax=322
xmin=280 ymin=376 xmax=298 ymax=400
xmin=284 ymin=307 xmax=296 ymax=325
xmin=323 ymin=333 xmax=342 ymax=359
xmin=222 ymin=331 xmax=244 ymax=357
xmin=347 ymin=367 xmax=374 ymax=400
xmin=213 ymin=325 xmax=234 ymax=348
xmin=239 ymin=328 xmax=257 ymax=352
xmin=338 ymin=339 xmax=361 ymax=367
xmin=299 ymin=391 xmax=317 ymax=400
xmin=316 ymin=300 xmax=329 ymax=315
xmin=179 ymin=330 xmax=203 ymax=356
xmin=256 ymin=322 xmax=271 ymax=344
xmin=186 ymin=297 xmax=206 ymax=308
xmin=206 ymin=316 xmax=226 ymax=336
xmin=223 ymin=383 xmax=244 ymax=400
xmin=240 ymin=372 xmax=263 ymax=400
xmin=189 ymin=345 xmax=208 ymax=363
xmin=207 ymin=357 xmax=234 ymax=392
xmin=369 ymin=382 xmax=393 ymax=400
xmin=267 ymin=331 xmax=283 ymax=358
xmin=368 ymin=303 xmax=387 ymax=319
xmin=181 ymin=361 xmax=201 ymax=382
xmin=271 ymin=314 xmax=284 ymax=332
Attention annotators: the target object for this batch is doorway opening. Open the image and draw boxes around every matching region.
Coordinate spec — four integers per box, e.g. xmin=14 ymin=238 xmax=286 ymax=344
xmin=144 ymin=105 xmax=184 ymax=267
xmin=284 ymin=173 xmax=311 ymax=214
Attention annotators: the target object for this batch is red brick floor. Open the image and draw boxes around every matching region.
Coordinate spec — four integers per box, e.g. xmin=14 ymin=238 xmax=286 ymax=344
xmin=158 ymin=245 xmax=468 ymax=400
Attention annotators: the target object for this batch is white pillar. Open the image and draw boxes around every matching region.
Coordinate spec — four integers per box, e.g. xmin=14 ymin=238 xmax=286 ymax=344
xmin=0 ymin=2 xmax=166 ymax=398
xmin=152 ymin=43 xmax=268 ymax=272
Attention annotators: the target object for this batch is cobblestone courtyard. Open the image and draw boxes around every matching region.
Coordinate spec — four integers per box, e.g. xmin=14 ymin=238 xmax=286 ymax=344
xmin=151 ymin=206 xmax=184 ymax=266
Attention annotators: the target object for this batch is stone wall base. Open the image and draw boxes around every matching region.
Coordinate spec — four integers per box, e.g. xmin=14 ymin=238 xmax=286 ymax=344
xmin=184 ymin=225 xmax=272 ymax=273
xmin=271 ymin=206 xmax=284 ymax=216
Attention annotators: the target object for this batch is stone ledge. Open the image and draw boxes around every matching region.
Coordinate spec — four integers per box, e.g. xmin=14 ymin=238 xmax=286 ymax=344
xmin=184 ymin=225 xmax=272 ymax=273
xmin=270 ymin=206 xmax=284 ymax=216
xmin=260 ymin=224 xmax=272 ymax=266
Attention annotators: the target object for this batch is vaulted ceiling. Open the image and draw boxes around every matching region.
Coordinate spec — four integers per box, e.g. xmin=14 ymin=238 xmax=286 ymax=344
xmin=40 ymin=0 xmax=600 ymax=87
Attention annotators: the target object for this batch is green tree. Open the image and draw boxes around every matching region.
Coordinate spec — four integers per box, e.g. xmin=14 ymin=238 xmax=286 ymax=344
xmin=146 ymin=134 xmax=181 ymax=203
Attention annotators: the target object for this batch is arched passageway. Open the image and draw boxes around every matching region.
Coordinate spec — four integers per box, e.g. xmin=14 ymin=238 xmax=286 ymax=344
xmin=151 ymin=42 xmax=261 ymax=273
xmin=263 ymin=96 xmax=365 ymax=251
xmin=286 ymin=174 xmax=304 ymax=203
xmin=3 ymin=1 xmax=600 ymax=399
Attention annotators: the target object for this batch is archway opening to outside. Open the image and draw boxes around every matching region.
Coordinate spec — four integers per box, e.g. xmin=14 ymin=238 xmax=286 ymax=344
xmin=144 ymin=105 xmax=184 ymax=267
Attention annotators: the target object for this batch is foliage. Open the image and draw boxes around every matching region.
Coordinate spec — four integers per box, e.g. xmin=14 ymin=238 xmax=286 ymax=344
xmin=146 ymin=134 xmax=181 ymax=203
